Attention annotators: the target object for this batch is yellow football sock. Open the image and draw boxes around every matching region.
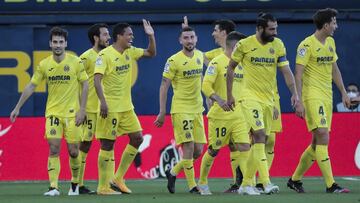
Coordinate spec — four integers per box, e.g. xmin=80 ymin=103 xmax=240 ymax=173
xmin=241 ymin=146 xmax=257 ymax=186
xmin=110 ymin=150 xmax=115 ymax=178
xmin=253 ymin=143 xmax=270 ymax=185
xmin=114 ymin=145 xmax=138 ymax=182
xmin=171 ymin=160 xmax=183 ymax=175
xmin=292 ymin=145 xmax=315 ymax=181
xmin=69 ymin=156 xmax=80 ymax=184
xmin=198 ymin=152 xmax=215 ymax=185
xmin=230 ymin=151 xmax=241 ymax=184
xmin=97 ymin=149 xmax=112 ymax=191
xmin=48 ymin=156 xmax=60 ymax=189
xmin=183 ymin=159 xmax=197 ymax=189
xmin=238 ymin=150 xmax=250 ymax=181
xmin=266 ymin=133 xmax=275 ymax=170
xmin=316 ymin=145 xmax=335 ymax=188
xmin=78 ymin=151 xmax=87 ymax=186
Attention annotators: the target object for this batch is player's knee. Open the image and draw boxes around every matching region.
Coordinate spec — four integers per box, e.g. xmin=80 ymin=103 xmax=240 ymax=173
xmin=80 ymin=141 xmax=92 ymax=153
xmin=69 ymin=149 xmax=78 ymax=158
xmin=129 ymin=132 xmax=143 ymax=148
xmin=49 ymin=145 xmax=60 ymax=156
xmin=100 ymin=139 xmax=115 ymax=151
xmin=238 ymin=143 xmax=250 ymax=151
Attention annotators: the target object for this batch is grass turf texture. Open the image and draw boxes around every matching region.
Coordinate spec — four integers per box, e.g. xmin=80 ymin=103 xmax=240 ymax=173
xmin=0 ymin=177 xmax=359 ymax=203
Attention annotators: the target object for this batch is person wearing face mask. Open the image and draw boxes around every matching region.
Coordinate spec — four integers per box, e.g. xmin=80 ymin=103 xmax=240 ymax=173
xmin=336 ymin=83 xmax=360 ymax=112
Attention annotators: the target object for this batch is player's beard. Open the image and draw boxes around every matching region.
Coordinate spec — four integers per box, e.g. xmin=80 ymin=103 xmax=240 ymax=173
xmin=98 ymin=41 xmax=108 ymax=50
xmin=184 ymin=44 xmax=195 ymax=52
xmin=261 ymin=31 xmax=275 ymax=43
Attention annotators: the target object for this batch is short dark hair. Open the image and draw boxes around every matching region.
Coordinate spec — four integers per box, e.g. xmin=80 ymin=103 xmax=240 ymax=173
xmin=112 ymin=23 xmax=130 ymax=42
xmin=226 ymin=31 xmax=247 ymax=46
xmin=214 ymin=19 xmax=236 ymax=35
xmin=313 ymin=8 xmax=338 ymax=30
xmin=256 ymin=12 xmax=276 ymax=29
xmin=49 ymin=26 xmax=68 ymax=41
xmin=88 ymin=23 xmax=109 ymax=45
xmin=180 ymin=26 xmax=195 ymax=36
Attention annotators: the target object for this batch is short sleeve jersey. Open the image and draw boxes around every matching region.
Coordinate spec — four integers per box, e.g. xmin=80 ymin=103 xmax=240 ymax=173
xmin=94 ymin=46 xmax=144 ymax=112
xmin=80 ymin=48 xmax=99 ymax=113
xmin=163 ymin=50 xmax=204 ymax=114
xmin=231 ymin=35 xmax=289 ymax=105
xmin=31 ymin=53 xmax=88 ymax=117
xmin=296 ymin=35 xmax=337 ymax=102
xmin=205 ymin=47 xmax=224 ymax=62
xmin=203 ymin=53 xmax=244 ymax=119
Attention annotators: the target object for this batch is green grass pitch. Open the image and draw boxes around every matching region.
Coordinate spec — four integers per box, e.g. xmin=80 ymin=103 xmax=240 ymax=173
xmin=1 ymin=177 xmax=359 ymax=203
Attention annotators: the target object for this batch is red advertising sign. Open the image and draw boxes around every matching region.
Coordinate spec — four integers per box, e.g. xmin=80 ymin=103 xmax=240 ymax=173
xmin=0 ymin=113 xmax=359 ymax=181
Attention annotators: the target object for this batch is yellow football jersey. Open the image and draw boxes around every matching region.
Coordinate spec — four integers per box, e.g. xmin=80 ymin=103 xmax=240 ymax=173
xmin=80 ymin=48 xmax=99 ymax=113
xmin=94 ymin=46 xmax=144 ymax=112
xmin=204 ymin=47 xmax=224 ymax=62
xmin=163 ymin=50 xmax=204 ymax=114
xmin=202 ymin=53 xmax=244 ymax=119
xmin=231 ymin=35 xmax=289 ymax=105
xmin=31 ymin=53 xmax=88 ymax=117
xmin=296 ymin=34 xmax=337 ymax=102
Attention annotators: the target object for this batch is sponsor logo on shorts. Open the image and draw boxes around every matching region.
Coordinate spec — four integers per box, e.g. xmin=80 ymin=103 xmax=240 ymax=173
xmin=88 ymin=131 xmax=92 ymax=138
xmin=112 ymin=130 xmax=117 ymax=136
xmin=256 ymin=120 xmax=262 ymax=127
xmin=50 ymin=128 xmax=56 ymax=135
xmin=185 ymin=132 xmax=191 ymax=139
xmin=216 ymin=140 xmax=222 ymax=146
xmin=320 ymin=118 xmax=326 ymax=125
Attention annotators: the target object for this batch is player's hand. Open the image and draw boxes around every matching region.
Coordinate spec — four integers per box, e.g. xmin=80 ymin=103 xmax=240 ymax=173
xmin=182 ymin=16 xmax=189 ymax=28
xmin=291 ymin=93 xmax=300 ymax=108
xmin=218 ymin=98 xmax=231 ymax=112
xmin=226 ymin=95 xmax=235 ymax=111
xmin=342 ymin=93 xmax=351 ymax=109
xmin=75 ymin=110 xmax=86 ymax=126
xmin=295 ymin=102 xmax=305 ymax=119
xmin=100 ymin=101 xmax=108 ymax=119
xmin=143 ymin=19 xmax=154 ymax=36
xmin=273 ymin=106 xmax=279 ymax=120
xmin=10 ymin=108 xmax=19 ymax=123
xmin=154 ymin=112 xmax=165 ymax=128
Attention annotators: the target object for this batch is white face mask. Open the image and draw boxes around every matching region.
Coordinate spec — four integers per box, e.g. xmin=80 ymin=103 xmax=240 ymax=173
xmin=347 ymin=92 xmax=358 ymax=99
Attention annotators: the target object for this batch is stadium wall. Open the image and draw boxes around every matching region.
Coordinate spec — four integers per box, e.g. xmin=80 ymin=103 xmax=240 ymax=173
xmin=0 ymin=113 xmax=359 ymax=181
xmin=1 ymin=21 xmax=360 ymax=116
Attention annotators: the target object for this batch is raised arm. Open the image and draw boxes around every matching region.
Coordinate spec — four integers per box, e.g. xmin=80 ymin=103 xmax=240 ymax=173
xmin=154 ymin=77 xmax=171 ymax=127
xmin=142 ymin=19 xmax=156 ymax=57
xmin=332 ymin=62 xmax=350 ymax=108
xmin=10 ymin=83 xmax=37 ymax=122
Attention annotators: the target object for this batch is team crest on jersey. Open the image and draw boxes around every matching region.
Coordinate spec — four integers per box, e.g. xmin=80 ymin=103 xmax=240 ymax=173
xmin=329 ymin=46 xmax=334 ymax=53
xmin=237 ymin=65 xmax=243 ymax=70
xmin=88 ymin=131 xmax=92 ymax=138
xmin=163 ymin=62 xmax=170 ymax=73
xmin=216 ymin=140 xmax=222 ymax=146
xmin=64 ymin=65 xmax=70 ymax=72
xmin=269 ymin=48 xmax=275 ymax=55
xmin=256 ymin=120 xmax=262 ymax=127
xmin=298 ymin=48 xmax=306 ymax=57
xmin=96 ymin=57 xmax=103 ymax=66
xmin=207 ymin=66 xmax=215 ymax=75
xmin=196 ymin=58 xmax=201 ymax=65
xmin=320 ymin=118 xmax=326 ymax=125
xmin=112 ymin=130 xmax=117 ymax=136
xmin=185 ymin=132 xmax=192 ymax=139
xmin=125 ymin=55 xmax=130 ymax=61
xmin=50 ymin=128 xmax=56 ymax=136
